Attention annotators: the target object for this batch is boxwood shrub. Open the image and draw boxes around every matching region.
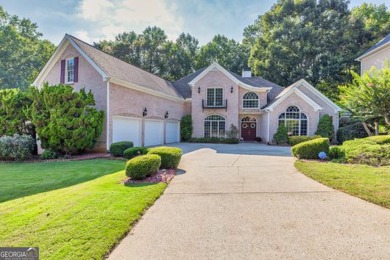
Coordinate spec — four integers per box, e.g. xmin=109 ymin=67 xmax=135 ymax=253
xmin=125 ymin=154 xmax=161 ymax=180
xmin=328 ymin=146 xmax=345 ymax=160
xmin=109 ymin=141 xmax=133 ymax=157
xmin=147 ymin=146 xmax=182 ymax=169
xmin=336 ymin=123 xmax=368 ymax=144
xmin=342 ymin=139 xmax=390 ymax=166
xmin=288 ymin=135 xmax=321 ymax=146
xmin=188 ymin=137 xmax=239 ymax=144
xmin=123 ymin=147 xmax=148 ymax=159
xmin=364 ymin=135 xmax=390 ymax=145
xmin=291 ymin=138 xmax=330 ymax=159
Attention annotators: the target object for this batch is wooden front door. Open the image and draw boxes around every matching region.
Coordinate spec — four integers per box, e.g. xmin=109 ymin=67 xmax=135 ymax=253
xmin=241 ymin=119 xmax=257 ymax=141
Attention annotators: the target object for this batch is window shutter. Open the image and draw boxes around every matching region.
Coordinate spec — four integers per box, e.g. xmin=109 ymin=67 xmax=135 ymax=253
xmin=74 ymin=57 xmax=79 ymax=82
xmin=60 ymin=59 xmax=65 ymax=83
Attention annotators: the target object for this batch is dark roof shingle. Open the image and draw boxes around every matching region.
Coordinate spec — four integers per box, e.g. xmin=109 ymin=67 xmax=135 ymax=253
xmin=358 ymin=33 xmax=390 ymax=59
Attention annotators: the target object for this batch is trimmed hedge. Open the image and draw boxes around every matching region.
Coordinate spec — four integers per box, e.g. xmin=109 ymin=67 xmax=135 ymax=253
xmin=0 ymin=134 xmax=35 ymax=161
xmin=328 ymin=146 xmax=345 ymax=160
xmin=365 ymin=135 xmax=390 ymax=145
xmin=315 ymin=114 xmax=334 ymax=140
xmin=288 ymin=135 xmax=321 ymax=146
xmin=337 ymin=123 xmax=368 ymax=144
xmin=291 ymin=138 xmax=329 ymax=159
xmin=109 ymin=141 xmax=133 ymax=157
xmin=125 ymin=154 xmax=161 ymax=180
xmin=188 ymin=137 xmax=239 ymax=144
xmin=342 ymin=139 xmax=390 ymax=166
xmin=123 ymin=147 xmax=148 ymax=159
xmin=40 ymin=149 xmax=59 ymax=160
xmin=147 ymin=146 xmax=182 ymax=169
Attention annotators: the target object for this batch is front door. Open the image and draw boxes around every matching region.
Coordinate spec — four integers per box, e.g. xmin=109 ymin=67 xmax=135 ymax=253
xmin=241 ymin=117 xmax=257 ymax=141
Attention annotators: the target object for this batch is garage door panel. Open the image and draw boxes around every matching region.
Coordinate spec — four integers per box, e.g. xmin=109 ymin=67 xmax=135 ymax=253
xmin=165 ymin=122 xmax=180 ymax=143
xmin=113 ymin=117 xmax=141 ymax=147
xmin=144 ymin=120 xmax=164 ymax=147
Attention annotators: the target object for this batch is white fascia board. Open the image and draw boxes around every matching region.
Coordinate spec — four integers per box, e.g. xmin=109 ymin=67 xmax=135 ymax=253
xmin=110 ymin=77 xmax=185 ymax=103
xmin=356 ymin=42 xmax=390 ymax=61
xmin=298 ymin=79 xmax=342 ymax=112
xmin=266 ymin=87 xmax=322 ymax=112
xmin=32 ymin=37 xmax=70 ymax=87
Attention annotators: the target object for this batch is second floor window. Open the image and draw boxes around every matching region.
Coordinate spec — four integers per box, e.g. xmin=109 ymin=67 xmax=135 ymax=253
xmin=207 ymin=88 xmax=223 ymax=107
xmin=66 ymin=58 xmax=75 ymax=83
xmin=243 ymin=92 xmax=259 ymax=108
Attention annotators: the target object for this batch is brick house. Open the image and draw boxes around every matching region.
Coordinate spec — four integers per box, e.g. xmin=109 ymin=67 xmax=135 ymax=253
xmin=34 ymin=34 xmax=341 ymax=151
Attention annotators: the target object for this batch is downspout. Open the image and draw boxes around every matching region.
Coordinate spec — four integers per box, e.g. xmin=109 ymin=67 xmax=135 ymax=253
xmin=267 ymin=110 xmax=270 ymax=144
xmin=105 ymin=78 xmax=110 ymax=151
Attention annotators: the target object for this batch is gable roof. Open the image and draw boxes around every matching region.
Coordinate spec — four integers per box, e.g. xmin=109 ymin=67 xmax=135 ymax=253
xmin=265 ymin=79 xmax=342 ymax=112
xmin=34 ymin=34 xmax=184 ymax=101
xmin=356 ymin=33 xmax=390 ymax=61
xmin=173 ymin=62 xmax=282 ymax=99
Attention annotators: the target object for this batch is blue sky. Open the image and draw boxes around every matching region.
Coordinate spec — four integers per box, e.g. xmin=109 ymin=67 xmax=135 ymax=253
xmin=1 ymin=0 xmax=388 ymax=45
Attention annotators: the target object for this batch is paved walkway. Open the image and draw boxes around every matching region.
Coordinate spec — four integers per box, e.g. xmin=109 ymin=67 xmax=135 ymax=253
xmin=109 ymin=144 xmax=390 ymax=259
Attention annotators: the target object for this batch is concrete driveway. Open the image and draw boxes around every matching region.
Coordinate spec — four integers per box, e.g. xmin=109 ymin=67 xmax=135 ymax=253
xmin=109 ymin=144 xmax=390 ymax=259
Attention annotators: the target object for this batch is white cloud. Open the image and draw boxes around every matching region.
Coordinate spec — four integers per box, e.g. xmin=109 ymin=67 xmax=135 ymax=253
xmin=76 ymin=0 xmax=184 ymax=42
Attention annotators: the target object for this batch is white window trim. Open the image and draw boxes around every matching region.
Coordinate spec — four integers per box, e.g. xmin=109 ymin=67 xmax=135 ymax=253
xmin=65 ymin=57 xmax=75 ymax=84
xmin=278 ymin=105 xmax=309 ymax=136
xmin=242 ymin=92 xmax=260 ymax=109
xmin=203 ymin=114 xmax=226 ymax=138
xmin=206 ymin=87 xmax=224 ymax=107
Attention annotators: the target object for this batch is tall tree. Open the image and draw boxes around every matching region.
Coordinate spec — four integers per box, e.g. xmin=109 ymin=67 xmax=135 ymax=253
xmin=245 ymin=0 xmax=365 ymax=100
xmin=0 ymin=5 xmax=55 ymax=89
xmin=196 ymin=34 xmax=249 ymax=75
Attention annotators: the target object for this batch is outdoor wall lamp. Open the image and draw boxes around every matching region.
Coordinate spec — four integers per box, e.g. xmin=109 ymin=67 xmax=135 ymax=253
xmin=165 ymin=111 xmax=169 ymax=119
xmin=198 ymin=86 xmax=201 ymax=93
xmin=231 ymin=86 xmax=234 ymax=93
xmin=143 ymin=107 xmax=147 ymax=117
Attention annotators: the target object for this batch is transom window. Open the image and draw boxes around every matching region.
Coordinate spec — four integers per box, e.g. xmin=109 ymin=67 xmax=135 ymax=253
xmin=204 ymin=115 xmax=225 ymax=138
xmin=243 ymin=92 xmax=259 ymax=108
xmin=278 ymin=106 xmax=308 ymax=136
xmin=207 ymin=88 xmax=223 ymax=107
xmin=66 ymin=58 xmax=75 ymax=83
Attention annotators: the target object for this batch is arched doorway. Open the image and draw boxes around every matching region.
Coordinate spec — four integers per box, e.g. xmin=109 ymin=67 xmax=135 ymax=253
xmin=241 ymin=116 xmax=257 ymax=141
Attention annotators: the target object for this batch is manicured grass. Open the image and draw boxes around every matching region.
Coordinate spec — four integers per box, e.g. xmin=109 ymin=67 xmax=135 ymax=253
xmin=0 ymin=170 xmax=167 ymax=259
xmin=295 ymin=160 xmax=390 ymax=208
xmin=0 ymin=159 xmax=125 ymax=202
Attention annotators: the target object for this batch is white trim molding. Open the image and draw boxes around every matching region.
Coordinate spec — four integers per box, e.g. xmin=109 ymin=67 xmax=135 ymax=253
xmin=189 ymin=62 xmax=272 ymax=92
xmin=356 ymin=41 xmax=390 ymax=61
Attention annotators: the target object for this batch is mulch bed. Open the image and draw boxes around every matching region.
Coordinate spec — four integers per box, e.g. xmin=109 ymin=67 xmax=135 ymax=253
xmin=124 ymin=169 xmax=176 ymax=184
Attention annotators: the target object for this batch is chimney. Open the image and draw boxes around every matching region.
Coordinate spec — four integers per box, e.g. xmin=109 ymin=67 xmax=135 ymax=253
xmin=242 ymin=68 xmax=251 ymax=78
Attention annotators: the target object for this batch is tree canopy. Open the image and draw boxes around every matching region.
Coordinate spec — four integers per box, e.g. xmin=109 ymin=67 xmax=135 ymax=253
xmin=0 ymin=6 xmax=55 ymax=89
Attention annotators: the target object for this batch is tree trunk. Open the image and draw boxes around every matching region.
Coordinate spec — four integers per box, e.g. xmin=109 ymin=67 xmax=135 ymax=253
xmin=374 ymin=121 xmax=379 ymax=136
xmin=385 ymin=115 xmax=390 ymax=126
xmin=362 ymin=121 xmax=373 ymax=136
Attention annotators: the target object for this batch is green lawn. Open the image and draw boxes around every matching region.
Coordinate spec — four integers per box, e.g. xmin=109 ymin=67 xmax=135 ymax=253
xmin=295 ymin=160 xmax=390 ymax=208
xmin=0 ymin=169 xmax=167 ymax=259
xmin=0 ymin=159 xmax=125 ymax=202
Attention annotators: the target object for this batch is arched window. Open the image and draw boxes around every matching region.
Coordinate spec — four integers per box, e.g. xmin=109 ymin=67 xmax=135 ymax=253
xmin=204 ymin=115 xmax=225 ymax=138
xmin=278 ymin=106 xmax=308 ymax=136
xmin=243 ymin=92 xmax=259 ymax=108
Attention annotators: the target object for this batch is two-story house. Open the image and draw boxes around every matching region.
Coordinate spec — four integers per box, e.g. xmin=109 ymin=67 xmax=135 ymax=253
xmin=34 ymin=34 xmax=341 ymax=151
xmin=356 ymin=33 xmax=390 ymax=74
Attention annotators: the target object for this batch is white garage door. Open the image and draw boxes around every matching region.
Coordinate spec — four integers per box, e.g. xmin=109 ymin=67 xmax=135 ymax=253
xmin=144 ymin=119 xmax=164 ymax=146
xmin=165 ymin=121 xmax=180 ymax=143
xmin=113 ymin=117 xmax=141 ymax=147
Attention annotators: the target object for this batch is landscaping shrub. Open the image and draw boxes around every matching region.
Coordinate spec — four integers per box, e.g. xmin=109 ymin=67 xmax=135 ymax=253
xmin=109 ymin=141 xmax=134 ymax=157
xmin=188 ymin=137 xmax=239 ymax=144
xmin=365 ymin=135 xmax=390 ymax=145
xmin=315 ymin=114 xmax=334 ymax=140
xmin=125 ymin=154 xmax=161 ymax=180
xmin=342 ymin=139 xmax=390 ymax=166
xmin=123 ymin=147 xmax=148 ymax=159
xmin=180 ymin=115 xmax=192 ymax=141
xmin=328 ymin=146 xmax=345 ymax=160
xmin=0 ymin=134 xmax=35 ymax=161
xmin=273 ymin=124 xmax=289 ymax=144
xmin=226 ymin=124 xmax=239 ymax=139
xmin=291 ymin=138 xmax=330 ymax=159
xmin=147 ymin=146 xmax=182 ymax=169
xmin=288 ymin=135 xmax=321 ymax=146
xmin=336 ymin=123 xmax=368 ymax=144
xmin=28 ymin=84 xmax=104 ymax=155
xmin=40 ymin=149 xmax=59 ymax=160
